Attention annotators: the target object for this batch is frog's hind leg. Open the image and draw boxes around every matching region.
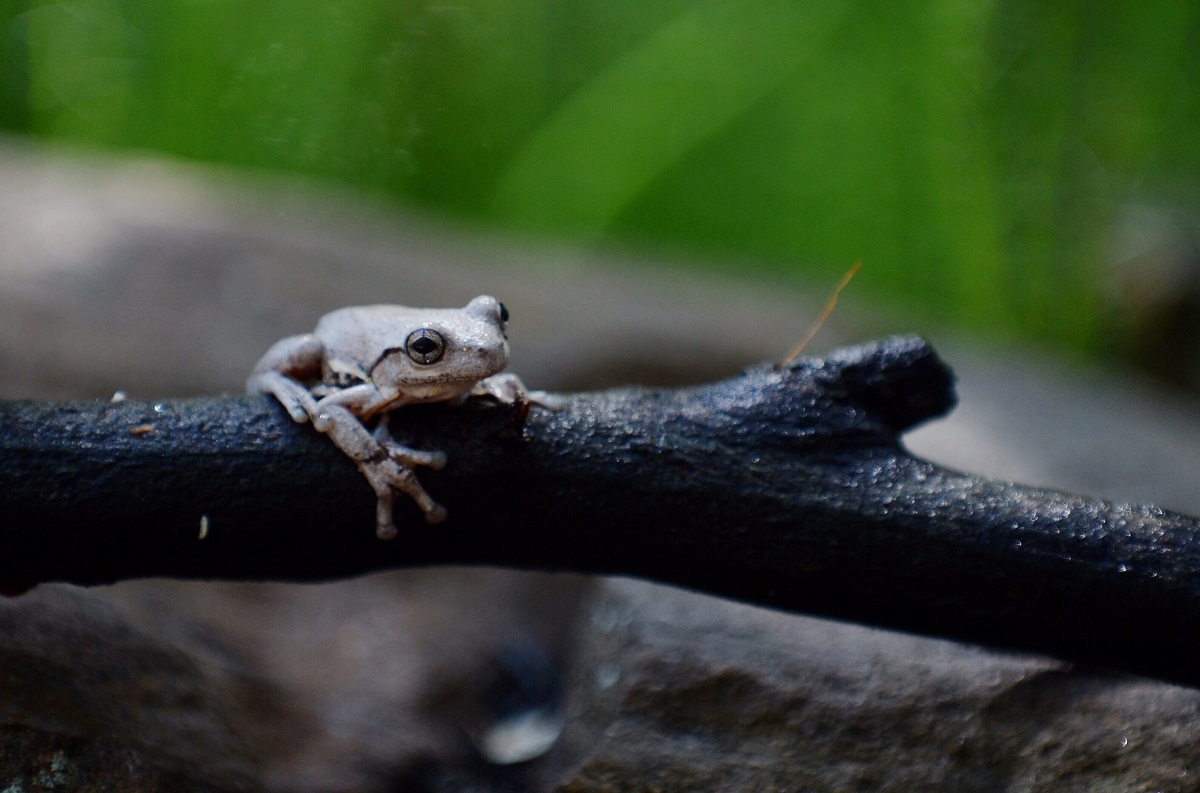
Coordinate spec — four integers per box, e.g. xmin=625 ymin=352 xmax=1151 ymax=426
xmin=360 ymin=457 xmax=448 ymax=540
xmin=246 ymin=334 xmax=325 ymax=422
xmin=249 ymin=371 xmax=320 ymax=423
xmin=313 ymin=404 xmax=448 ymax=538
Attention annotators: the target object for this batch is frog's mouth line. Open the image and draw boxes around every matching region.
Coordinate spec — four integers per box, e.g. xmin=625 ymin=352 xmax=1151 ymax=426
xmin=360 ymin=375 xmax=485 ymax=420
xmin=361 ymin=398 xmax=402 ymax=422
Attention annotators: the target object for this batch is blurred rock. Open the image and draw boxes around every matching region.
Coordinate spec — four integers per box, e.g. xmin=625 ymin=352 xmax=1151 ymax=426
xmin=103 ymin=572 xmax=586 ymax=792
xmin=0 ymin=573 xmax=585 ymax=792
xmin=0 ymin=723 xmax=214 ymax=793
xmin=539 ymin=579 xmax=1200 ymax=793
xmin=0 ymin=585 xmax=286 ymax=791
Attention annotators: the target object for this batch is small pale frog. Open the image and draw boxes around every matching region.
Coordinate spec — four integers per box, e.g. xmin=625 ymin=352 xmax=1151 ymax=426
xmin=247 ymin=296 xmax=551 ymax=540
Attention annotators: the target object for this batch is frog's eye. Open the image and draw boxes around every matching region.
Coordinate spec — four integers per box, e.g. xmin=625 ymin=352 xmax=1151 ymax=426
xmin=405 ymin=328 xmax=446 ymax=365
xmin=498 ymin=302 xmax=509 ymax=323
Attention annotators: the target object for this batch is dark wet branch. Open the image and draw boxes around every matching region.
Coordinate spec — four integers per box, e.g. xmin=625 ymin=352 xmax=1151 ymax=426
xmin=3 ymin=336 xmax=1200 ymax=687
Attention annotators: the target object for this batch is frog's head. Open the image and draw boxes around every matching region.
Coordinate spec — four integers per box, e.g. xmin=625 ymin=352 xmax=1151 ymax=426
xmin=370 ymin=295 xmax=511 ymax=402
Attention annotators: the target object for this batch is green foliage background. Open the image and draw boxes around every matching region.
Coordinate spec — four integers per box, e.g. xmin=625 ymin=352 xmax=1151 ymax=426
xmin=1 ymin=0 xmax=1198 ymax=353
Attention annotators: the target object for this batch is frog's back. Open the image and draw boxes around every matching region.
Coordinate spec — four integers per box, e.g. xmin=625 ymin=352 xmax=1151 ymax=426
xmin=314 ymin=304 xmax=429 ymax=364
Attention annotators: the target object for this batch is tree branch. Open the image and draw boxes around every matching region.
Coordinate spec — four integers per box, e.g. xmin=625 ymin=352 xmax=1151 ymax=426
xmin=3 ymin=336 xmax=1200 ymax=687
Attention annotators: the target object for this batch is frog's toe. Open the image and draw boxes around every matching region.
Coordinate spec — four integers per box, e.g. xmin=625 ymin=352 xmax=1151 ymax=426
xmin=362 ymin=457 xmax=448 ymax=536
xmin=528 ymin=390 xmax=565 ymax=410
xmin=382 ymin=443 xmax=446 ymax=470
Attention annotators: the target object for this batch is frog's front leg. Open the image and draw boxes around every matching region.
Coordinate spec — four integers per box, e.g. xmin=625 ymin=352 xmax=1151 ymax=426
xmin=313 ymin=388 xmax=448 ymax=538
xmin=468 ymin=373 xmax=563 ymax=408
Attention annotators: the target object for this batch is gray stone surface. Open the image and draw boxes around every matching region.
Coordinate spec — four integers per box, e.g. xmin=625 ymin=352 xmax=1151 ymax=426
xmin=540 ymin=579 xmax=1200 ymax=793
xmin=0 ymin=572 xmax=585 ymax=792
xmin=0 ymin=585 xmax=283 ymax=791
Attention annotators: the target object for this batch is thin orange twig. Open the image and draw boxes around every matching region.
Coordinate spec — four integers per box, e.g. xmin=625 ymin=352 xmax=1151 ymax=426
xmin=781 ymin=262 xmax=861 ymax=365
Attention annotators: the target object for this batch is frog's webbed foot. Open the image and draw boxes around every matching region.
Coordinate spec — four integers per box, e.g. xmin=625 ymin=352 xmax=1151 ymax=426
xmin=313 ymin=404 xmax=448 ymax=539
xmin=360 ymin=455 xmax=447 ymax=540
xmin=470 ymin=373 xmax=564 ymax=409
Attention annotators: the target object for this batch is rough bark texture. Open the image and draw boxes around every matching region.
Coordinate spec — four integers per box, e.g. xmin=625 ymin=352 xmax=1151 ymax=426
xmin=3 ymin=336 xmax=1200 ymax=688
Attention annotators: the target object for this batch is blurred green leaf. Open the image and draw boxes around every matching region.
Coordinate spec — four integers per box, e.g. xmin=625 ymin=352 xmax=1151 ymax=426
xmin=0 ymin=0 xmax=1197 ymax=355
xmin=490 ymin=0 xmax=845 ymax=233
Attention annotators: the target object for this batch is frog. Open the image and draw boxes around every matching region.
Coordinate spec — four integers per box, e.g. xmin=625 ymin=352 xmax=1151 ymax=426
xmin=247 ymin=295 xmax=552 ymax=540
